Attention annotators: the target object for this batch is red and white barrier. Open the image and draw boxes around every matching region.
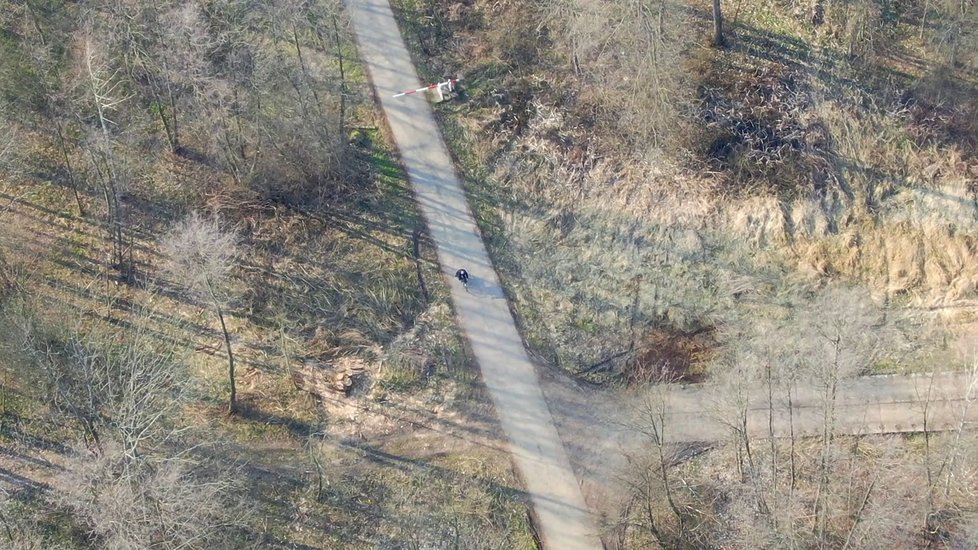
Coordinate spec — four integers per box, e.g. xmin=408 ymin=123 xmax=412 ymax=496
xmin=393 ymin=78 xmax=460 ymax=100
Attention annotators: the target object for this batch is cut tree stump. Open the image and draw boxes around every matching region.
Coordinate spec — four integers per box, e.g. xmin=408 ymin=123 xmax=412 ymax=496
xmin=292 ymin=357 xmax=366 ymax=397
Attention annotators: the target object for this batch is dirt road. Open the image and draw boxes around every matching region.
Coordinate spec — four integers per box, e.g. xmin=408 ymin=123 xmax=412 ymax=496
xmin=347 ymin=1 xmax=603 ymax=548
xmin=543 ymin=368 xmax=978 ymax=502
xmin=658 ymin=370 xmax=978 ymax=442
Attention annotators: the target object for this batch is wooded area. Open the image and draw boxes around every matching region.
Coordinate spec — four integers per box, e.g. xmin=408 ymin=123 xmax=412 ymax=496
xmin=0 ymin=0 xmax=532 ymax=547
xmin=2 ymin=0 xmax=977 ymax=547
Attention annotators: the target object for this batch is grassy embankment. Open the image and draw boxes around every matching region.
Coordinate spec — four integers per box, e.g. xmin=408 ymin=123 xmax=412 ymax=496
xmin=393 ymin=0 xmax=978 ymax=384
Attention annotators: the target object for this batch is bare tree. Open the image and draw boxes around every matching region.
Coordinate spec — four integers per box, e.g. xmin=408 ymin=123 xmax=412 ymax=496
xmin=162 ymin=212 xmax=240 ymax=415
xmin=713 ymin=336 xmax=780 ymax=544
xmin=95 ymin=0 xmax=216 ymax=156
xmin=12 ymin=298 xmax=183 ymax=457
xmin=52 ymin=112 xmax=86 ymax=218
xmin=4 ymin=10 xmax=88 ymax=218
xmin=108 ymin=0 xmax=187 ymax=154
xmin=536 ymin=0 xmax=693 ymax=152
xmin=940 ymin=358 xmax=978 ymax=500
xmin=234 ymin=0 xmax=350 ymax=204
xmin=795 ymin=285 xmax=885 ymax=543
xmin=708 ymin=287 xmax=891 ymax=546
xmin=619 ymin=383 xmax=691 ymax=548
xmin=11 ymin=310 xmax=248 ymax=546
xmin=838 ymin=438 xmax=920 ymax=549
xmin=925 ymin=0 xmax=978 ymax=68
xmin=712 ymin=314 xmax=809 ymax=546
xmin=55 ymin=438 xmax=247 ymax=550
xmin=3 ymin=282 xmax=250 ymax=548
xmin=193 ymin=0 xmax=269 ymax=189
xmin=79 ymin=33 xmax=134 ymax=280
xmin=915 ymin=358 xmax=978 ymax=543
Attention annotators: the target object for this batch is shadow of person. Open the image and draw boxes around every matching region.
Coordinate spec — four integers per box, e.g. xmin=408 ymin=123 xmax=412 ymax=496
xmin=465 ymin=276 xmax=506 ymax=299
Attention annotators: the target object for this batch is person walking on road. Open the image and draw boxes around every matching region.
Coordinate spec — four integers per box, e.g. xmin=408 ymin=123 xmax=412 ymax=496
xmin=455 ymin=268 xmax=469 ymax=286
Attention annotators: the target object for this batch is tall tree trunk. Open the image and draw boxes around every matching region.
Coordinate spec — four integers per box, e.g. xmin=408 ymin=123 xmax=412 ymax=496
xmin=943 ymin=363 xmax=977 ymax=498
xmin=156 ymin=101 xmax=176 ymax=152
xmin=332 ymin=15 xmax=347 ymax=134
xmin=921 ymin=373 xmax=936 ymax=514
xmin=208 ymin=280 xmax=236 ymax=415
xmin=712 ymin=0 xmax=726 ymax=47
xmin=217 ymin=305 xmax=236 ymax=415
xmin=88 ymin=148 xmax=126 ymax=279
xmin=767 ymin=361 xmax=779 ymax=530
xmin=788 ymin=383 xmax=797 ymax=494
xmin=316 ymin=16 xmax=348 ymax=146
xmin=169 ymin=95 xmax=179 ymax=152
xmin=85 ymin=41 xmax=130 ymax=280
xmin=815 ymin=340 xmax=842 ymax=542
xmin=162 ymin=67 xmax=180 ymax=153
xmin=292 ymin=24 xmax=323 ymax=115
xmin=55 ymin=121 xmax=85 ymax=217
xmin=648 ymin=400 xmax=685 ymax=537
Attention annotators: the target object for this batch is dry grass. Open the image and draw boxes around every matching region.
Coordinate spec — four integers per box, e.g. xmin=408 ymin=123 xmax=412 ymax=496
xmin=399 ymin=0 xmax=978 ymax=385
xmin=0 ymin=1 xmax=538 ymax=545
xmin=0 ymin=118 xmax=524 ymax=549
xmin=287 ymin=425 xmax=535 ymax=549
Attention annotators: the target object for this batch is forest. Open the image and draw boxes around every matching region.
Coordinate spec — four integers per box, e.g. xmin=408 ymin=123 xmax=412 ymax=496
xmin=0 ymin=0 xmax=529 ymax=547
xmin=1 ymin=0 xmax=977 ymax=548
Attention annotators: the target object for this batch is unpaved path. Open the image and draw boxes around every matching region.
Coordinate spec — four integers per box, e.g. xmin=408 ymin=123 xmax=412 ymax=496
xmin=347 ymin=1 xmax=602 ymax=548
xmin=658 ymin=370 xmax=978 ymax=442
xmin=544 ymin=370 xmax=978 ymax=460
xmin=541 ymin=367 xmax=977 ymax=531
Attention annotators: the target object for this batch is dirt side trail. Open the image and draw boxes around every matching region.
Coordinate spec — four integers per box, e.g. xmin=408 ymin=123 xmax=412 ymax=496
xmin=541 ymin=368 xmax=978 ymax=514
xmin=657 ymin=370 xmax=978 ymax=442
xmin=347 ymin=1 xmax=603 ymax=548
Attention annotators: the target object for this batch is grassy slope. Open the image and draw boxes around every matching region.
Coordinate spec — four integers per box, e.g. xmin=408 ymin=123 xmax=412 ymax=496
xmin=394 ymin=0 xmax=978 ymax=383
